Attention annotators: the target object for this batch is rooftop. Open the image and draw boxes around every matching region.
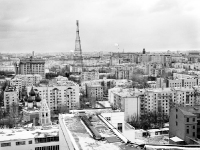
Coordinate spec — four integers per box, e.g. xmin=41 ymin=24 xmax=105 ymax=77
xmin=179 ymin=106 xmax=200 ymax=116
xmin=0 ymin=125 xmax=59 ymax=142
xmin=61 ymin=114 xmax=138 ymax=150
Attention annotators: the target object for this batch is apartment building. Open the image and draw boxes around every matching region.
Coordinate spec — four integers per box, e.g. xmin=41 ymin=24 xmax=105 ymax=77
xmin=15 ymin=74 xmax=42 ymax=87
xmin=9 ymin=78 xmax=22 ymax=91
xmin=169 ymin=106 xmax=200 ymax=144
xmin=10 ymin=74 xmax=42 ymax=91
xmin=18 ymin=57 xmax=45 ymax=78
xmin=86 ymin=83 xmax=103 ymax=101
xmin=27 ymin=81 xmax=79 ymax=112
xmin=82 ymin=78 xmax=114 ymax=96
xmin=4 ymin=86 xmax=19 ymax=111
xmin=109 ymin=87 xmax=200 ymax=120
xmin=80 ymin=71 xmax=99 ymax=81
xmin=108 ymin=88 xmax=145 ymax=120
xmin=166 ymin=78 xmax=198 ymax=88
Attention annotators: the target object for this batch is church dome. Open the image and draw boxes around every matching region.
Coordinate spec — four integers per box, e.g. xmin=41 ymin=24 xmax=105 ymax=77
xmin=29 ymin=87 xmax=36 ymax=96
xmin=27 ymin=96 xmax=34 ymax=103
xmin=35 ymin=94 xmax=41 ymax=102
xmin=24 ymin=95 xmax=28 ymax=102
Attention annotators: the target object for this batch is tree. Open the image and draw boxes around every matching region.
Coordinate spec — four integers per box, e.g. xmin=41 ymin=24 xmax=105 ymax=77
xmin=40 ymin=79 xmax=49 ymax=85
xmin=46 ymin=72 xmax=58 ymax=79
xmin=58 ymin=105 xmax=69 ymax=114
xmin=7 ymin=102 xmax=19 ymax=128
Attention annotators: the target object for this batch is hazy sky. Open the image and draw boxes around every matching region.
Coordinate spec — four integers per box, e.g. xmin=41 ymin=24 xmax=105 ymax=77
xmin=0 ymin=0 xmax=200 ymax=53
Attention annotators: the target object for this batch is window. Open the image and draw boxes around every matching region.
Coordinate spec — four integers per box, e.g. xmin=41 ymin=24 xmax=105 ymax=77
xmin=193 ymin=126 xmax=195 ymax=129
xmin=187 ymin=118 xmax=189 ymax=122
xmin=1 ymin=142 xmax=11 ymax=147
xmin=16 ymin=141 xmax=25 ymax=145
xmin=29 ymin=140 xmax=32 ymax=144
xmin=176 ymin=114 xmax=178 ymax=119
xmin=106 ymin=117 xmax=111 ymax=121
xmin=187 ymin=129 xmax=189 ymax=134
xmin=193 ymin=132 xmax=195 ymax=137
xmin=193 ymin=118 xmax=195 ymax=122
xmin=176 ymin=121 xmax=178 ymax=126
xmin=118 ymin=123 xmax=123 ymax=132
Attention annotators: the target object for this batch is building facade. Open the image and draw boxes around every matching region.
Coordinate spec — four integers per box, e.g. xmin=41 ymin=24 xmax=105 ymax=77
xmin=18 ymin=58 xmax=45 ymax=78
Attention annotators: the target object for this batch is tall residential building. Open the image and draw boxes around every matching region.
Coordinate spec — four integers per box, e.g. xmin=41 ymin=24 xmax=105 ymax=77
xmin=27 ymin=81 xmax=80 ymax=112
xmin=169 ymin=106 xmax=200 ymax=144
xmin=4 ymin=86 xmax=19 ymax=111
xmin=18 ymin=57 xmax=45 ymax=78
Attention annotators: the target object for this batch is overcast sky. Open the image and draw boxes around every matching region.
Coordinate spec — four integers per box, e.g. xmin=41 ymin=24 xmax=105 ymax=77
xmin=0 ymin=0 xmax=200 ymax=53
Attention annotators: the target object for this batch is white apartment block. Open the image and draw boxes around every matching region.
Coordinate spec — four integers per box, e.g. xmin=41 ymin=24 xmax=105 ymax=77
xmin=27 ymin=81 xmax=79 ymax=111
xmin=10 ymin=74 xmax=42 ymax=90
xmin=81 ymin=71 xmax=99 ymax=81
xmin=4 ymin=86 xmax=19 ymax=111
xmin=173 ymin=73 xmax=195 ymax=79
xmin=166 ymin=78 xmax=198 ymax=88
xmin=15 ymin=74 xmax=42 ymax=87
xmin=10 ymin=78 xmax=22 ymax=91
xmin=108 ymin=87 xmax=200 ymax=119
xmin=0 ymin=65 xmax=15 ymax=72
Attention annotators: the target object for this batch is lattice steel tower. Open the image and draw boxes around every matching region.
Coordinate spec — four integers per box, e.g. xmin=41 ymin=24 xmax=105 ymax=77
xmin=73 ymin=20 xmax=83 ymax=71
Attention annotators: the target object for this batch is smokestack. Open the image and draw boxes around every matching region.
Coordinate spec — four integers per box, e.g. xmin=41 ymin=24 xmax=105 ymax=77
xmin=32 ymin=51 xmax=34 ymax=57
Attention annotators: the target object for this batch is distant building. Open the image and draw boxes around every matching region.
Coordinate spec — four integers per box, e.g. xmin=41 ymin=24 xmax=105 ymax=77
xmin=86 ymin=82 xmax=103 ymax=103
xmin=18 ymin=57 xmax=45 ymax=78
xmin=4 ymin=86 xmax=19 ymax=112
xmin=27 ymin=80 xmax=80 ymax=112
xmin=81 ymin=71 xmax=99 ymax=81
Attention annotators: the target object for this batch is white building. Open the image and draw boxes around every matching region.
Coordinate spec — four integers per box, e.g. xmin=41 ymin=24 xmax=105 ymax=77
xmin=0 ymin=65 xmax=15 ymax=72
xmin=39 ymin=98 xmax=51 ymax=126
xmin=108 ymin=87 xmax=200 ymax=119
xmin=59 ymin=112 xmax=134 ymax=150
xmin=0 ymin=126 xmax=59 ymax=150
xmin=15 ymin=74 xmax=42 ymax=87
xmin=27 ymin=81 xmax=80 ymax=112
xmin=10 ymin=78 xmax=22 ymax=91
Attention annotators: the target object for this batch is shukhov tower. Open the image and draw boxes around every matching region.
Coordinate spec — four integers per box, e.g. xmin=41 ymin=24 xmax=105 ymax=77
xmin=73 ymin=20 xmax=83 ymax=70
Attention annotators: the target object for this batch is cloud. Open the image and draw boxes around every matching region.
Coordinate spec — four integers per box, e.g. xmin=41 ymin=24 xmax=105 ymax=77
xmin=0 ymin=0 xmax=200 ymax=53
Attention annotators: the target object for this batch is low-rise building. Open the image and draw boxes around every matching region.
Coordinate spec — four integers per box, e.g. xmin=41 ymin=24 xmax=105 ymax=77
xmin=0 ymin=126 xmax=59 ymax=150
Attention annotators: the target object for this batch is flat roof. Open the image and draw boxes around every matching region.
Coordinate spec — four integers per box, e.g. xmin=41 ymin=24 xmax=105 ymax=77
xmin=62 ymin=114 xmax=138 ymax=150
xmin=0 ymin=126 xmax=59 ymax=142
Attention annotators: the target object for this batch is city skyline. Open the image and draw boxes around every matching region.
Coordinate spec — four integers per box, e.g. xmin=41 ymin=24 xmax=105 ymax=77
xmin=0 ymin=0 xmax=200 ymax=53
